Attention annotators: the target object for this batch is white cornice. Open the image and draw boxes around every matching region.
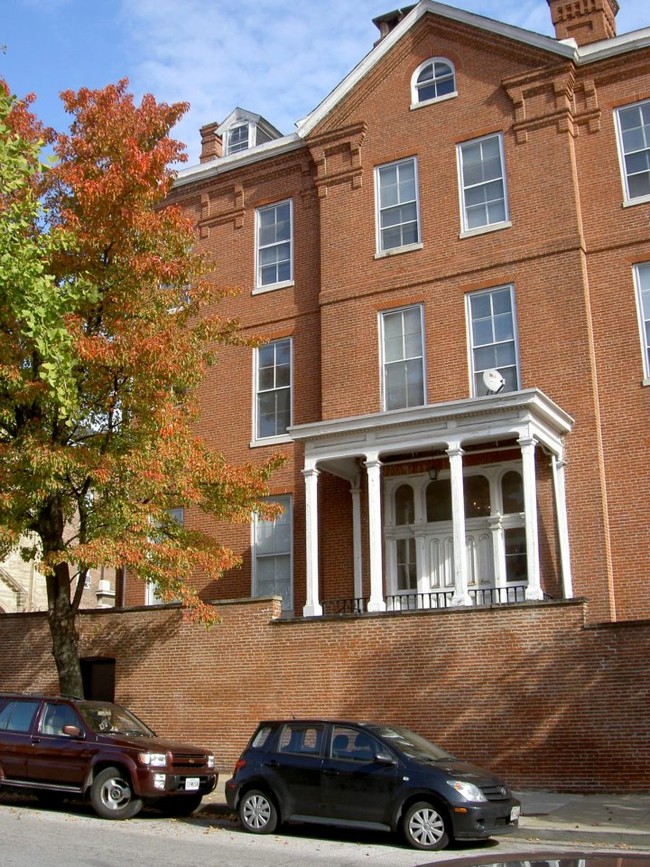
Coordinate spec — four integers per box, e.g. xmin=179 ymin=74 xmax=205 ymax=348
xmin=172 ymin=133 xmax=304 ymax=189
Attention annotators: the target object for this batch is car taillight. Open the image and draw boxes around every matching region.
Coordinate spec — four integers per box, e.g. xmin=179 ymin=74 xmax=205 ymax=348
xmin=233 ymin=758 xmax=246 ymax=775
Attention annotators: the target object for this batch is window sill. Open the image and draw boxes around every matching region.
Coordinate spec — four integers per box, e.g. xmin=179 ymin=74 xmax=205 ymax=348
xmin=250 ymin=434 xmax=293 ymax=448
xmin=643 ymin=377 xmax=650 ymax=387
xmin=623 ymin=194 xmax=650 ymax=208
xmin=375 ymin=242 xmax=423 ymax=259
xmin=459 ymin=221 xmax=511 ymax=239
xmin=252 ymin=280 xmax=294 ymax=295
xmin=410 ymin=92 xmax=457 ymax=111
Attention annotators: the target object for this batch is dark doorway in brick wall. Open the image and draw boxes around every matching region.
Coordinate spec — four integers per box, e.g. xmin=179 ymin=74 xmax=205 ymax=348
xmin=80 ymin=657 xmax=116 ymax=701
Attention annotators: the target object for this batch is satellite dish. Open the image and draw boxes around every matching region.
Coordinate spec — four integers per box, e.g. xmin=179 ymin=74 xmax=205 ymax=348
xmin=483 ymin=369 xmax=505 ymax=395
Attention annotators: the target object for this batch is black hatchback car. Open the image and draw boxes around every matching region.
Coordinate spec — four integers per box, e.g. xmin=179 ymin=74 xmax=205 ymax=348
xmin=225 ymin=719 xmax=520 ymax=851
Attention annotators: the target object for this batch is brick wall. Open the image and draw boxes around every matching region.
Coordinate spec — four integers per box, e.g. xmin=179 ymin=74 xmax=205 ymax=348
xmin=1 ymin=600 xmax=648 ymax=793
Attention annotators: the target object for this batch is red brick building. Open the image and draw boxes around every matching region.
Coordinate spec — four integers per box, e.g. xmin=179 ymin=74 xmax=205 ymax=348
xmin=4 ymin=0 xmax=650 ymax=792
xmin=125 ymin=0 xmax=649 ymax=629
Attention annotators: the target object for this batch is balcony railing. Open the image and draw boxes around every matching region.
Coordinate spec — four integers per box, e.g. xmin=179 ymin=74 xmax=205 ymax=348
xmin=320 ymin=584 xmax=548 ymax=616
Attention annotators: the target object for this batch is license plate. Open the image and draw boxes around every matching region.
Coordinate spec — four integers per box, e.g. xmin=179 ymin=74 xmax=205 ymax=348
xmin=185 ymin=777 xmax=200 ymax=791
xmin=510 ymin=805 xmax=521 ymax=821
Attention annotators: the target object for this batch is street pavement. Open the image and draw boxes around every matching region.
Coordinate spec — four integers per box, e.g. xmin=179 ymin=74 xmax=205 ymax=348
xmin=202 ymin=780 xmax=650 ymax=851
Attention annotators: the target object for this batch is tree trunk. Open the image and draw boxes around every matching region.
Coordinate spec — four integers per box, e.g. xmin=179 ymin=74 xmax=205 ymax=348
xmin=46 ymin=561 xmax=84 ymax=697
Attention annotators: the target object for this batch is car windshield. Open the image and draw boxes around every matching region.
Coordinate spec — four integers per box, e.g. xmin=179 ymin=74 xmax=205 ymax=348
xmin=368 ymin=724 xmax=454 ymax=761
xmin=78 ymin=701 xmax=156 ymax=737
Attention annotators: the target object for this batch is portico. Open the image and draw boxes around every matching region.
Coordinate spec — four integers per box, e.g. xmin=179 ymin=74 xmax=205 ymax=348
xmin=289 ymin=389 xmax=573 ymax=617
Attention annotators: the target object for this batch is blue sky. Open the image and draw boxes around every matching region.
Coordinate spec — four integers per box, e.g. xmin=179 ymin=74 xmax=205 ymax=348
xmin=2 ymin=0 xmax=648 ymax=166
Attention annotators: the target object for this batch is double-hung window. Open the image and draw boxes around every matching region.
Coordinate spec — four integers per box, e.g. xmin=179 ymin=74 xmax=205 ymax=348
xmin=376 ymin=158 xmax=420 ymax=253
xmin=615 ymin=100 xmax=650 ymax=203
xmin=255 ymin=338 xmax=291 ymax=440
xmin=255 ymin=200 xmax=292 ymax=289
xmin=633 ymin=263 xmax=650 ymax=381
xmin=381 ymin=306 xmax=425 ymax=410
xmin=226 ymin=123 xmax=249 ymax=155
xmin=457 ymin=133 xmax=509 ymax=233
xmin=467 ymin=286 xmax=519 ymax=396
xmin=253 ymin=495 xmax=292 ymax=611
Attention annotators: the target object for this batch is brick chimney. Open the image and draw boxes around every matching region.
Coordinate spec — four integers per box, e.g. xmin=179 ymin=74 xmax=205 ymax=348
xmin=372 ymin=6 xmax=415 ymax=44
xmin=199 ymin=121 xmax=223 ymax=163
xmin=547 ymin=0 xmax=619 ymax=45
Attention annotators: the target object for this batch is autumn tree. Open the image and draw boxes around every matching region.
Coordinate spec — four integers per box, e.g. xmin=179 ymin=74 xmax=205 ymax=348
xmin=0 ymin=80 xmax=281 ymax=697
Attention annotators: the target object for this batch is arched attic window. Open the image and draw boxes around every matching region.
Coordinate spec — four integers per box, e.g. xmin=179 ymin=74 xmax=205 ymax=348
xmin=411 ymin=58 xmax=456 ymax=106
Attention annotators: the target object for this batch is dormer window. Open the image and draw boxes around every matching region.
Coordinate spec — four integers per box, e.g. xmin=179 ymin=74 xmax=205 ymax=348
xmin=218 ymin=108 xmax=283 ymax=157
xmin=412 ymin=58 xmax=456 ymax=107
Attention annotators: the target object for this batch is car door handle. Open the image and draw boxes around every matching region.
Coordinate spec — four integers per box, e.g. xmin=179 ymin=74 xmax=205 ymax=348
xmin=262 ymin=760 xmax=279 ymax=768
xmin=322 ymin=768 xmax=339 ymax=776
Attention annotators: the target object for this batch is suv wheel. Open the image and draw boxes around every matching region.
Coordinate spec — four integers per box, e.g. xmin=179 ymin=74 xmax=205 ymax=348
xmin=402 ymin=801 xmax=450 ymax=850
xmin=238 ymin=789 xmax=278 ymax=834
xmin=90 ymin=767 xmax=143 ymax=820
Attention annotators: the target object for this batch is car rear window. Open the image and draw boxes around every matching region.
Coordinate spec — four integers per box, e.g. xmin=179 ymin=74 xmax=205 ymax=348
xmin=0 ymin=700 xmax=40 ymax=733
xmin=251 ymin=725 xmax=273 ymax=749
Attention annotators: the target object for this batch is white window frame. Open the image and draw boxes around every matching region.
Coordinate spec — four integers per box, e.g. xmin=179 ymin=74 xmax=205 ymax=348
xmin=410 ymin=57 xmax=457 ymax=108
xmin=225 ymin=123 xmax=249 ymax=155
xmin=252 ymin=337 xmax=292 ymax=445
xmin=466 ymin=285 xmax=520 ymax=397
xmin=457 ymin=133 xmax=510 ymax=236
xmin=374 ymin=157 xmax=422 ymax=256
xmin=633 ymin=263 xmax=650 ymax=384
xmin=145 ymin=507 xmax=184 ymax=606
xmin=379 ymin=305 xmax=426 ymax=411
xmin=252 ymin=495 xmax=293 ymax=612
xmin=254 ymin=199 xmax=293 ymax=291
xmin=615 ymin=100 xmax=650 ymax=206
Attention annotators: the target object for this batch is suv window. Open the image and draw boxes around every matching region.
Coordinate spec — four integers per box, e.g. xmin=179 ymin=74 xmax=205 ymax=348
xmin=0 ymin=700 xmax=40 ymax=732
xmin=39 ymin=702 xmax=82 ymax=736
xmin=277 ymin=723 xmax=324 ymax=756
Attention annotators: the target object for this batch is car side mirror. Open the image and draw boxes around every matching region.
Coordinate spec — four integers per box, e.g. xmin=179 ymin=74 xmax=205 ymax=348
xmin=375 ymin=751 xmax=396 ymax=765
xmin=62 ymin=724 xmax=84 ymax=738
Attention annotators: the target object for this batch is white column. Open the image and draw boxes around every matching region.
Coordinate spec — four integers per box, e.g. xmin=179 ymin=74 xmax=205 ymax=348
xmin=519 ymin=436 xmax=542 ymax=600
xmin=488 ymin=513 xmax=505 ymax=591
xmin=302 ymin=464 xmax=323 ymax=617
xmin=448 ymin=444 xmax=471 ymax=606
xmin=551 ymin=453 xmax=573 ymax=599
xmin=364 ymin=455 xmax=386 ymax=612
xmin=350 ymin=477 xmax=363 ymax=609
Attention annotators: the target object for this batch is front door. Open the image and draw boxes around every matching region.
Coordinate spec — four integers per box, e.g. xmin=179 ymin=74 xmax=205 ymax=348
xmin=321 ymin=725 xmax=397 ymax=826
xmin=28 ymin=702 xmax=92 ymax=787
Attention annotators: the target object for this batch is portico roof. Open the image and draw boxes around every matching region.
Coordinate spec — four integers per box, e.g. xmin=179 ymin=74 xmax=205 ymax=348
xmin=288 ymin=388 xmax=573 ymax=480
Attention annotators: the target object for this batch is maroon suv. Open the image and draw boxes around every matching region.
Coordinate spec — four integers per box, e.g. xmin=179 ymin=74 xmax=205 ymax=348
xmin=0 ymin=693 xmax=217 ymax=819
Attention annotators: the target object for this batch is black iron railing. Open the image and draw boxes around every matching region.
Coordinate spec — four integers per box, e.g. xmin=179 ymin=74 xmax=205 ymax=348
xmin=320 ymin=584 xmax=550 ymax=616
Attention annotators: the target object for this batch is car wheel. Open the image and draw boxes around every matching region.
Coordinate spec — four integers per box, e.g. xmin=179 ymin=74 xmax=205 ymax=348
xmin=238 ymin=789 xmax=278 ymax=834
xmin=402 ymin=800 xmax=450 ymax=851
xmin=157 ymin=793 xmax=203 ymax=816
xmin=90 ymin=766 xmax=143 ymax=820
